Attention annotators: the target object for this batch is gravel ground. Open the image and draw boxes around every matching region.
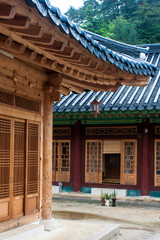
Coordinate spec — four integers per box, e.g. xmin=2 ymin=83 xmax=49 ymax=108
xmin=52 ymin=199 xmax=160 ymax=240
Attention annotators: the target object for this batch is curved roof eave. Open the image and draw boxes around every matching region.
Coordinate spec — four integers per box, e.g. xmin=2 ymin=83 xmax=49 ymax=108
xmin=53 ymin=45 xmax=160 ymax=113
xmin=25 ymin=0 xmax=157 ymax=78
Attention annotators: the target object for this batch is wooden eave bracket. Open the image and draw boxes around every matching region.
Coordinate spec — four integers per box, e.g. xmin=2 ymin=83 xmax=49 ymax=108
xmin=43 ymin=85 xmax=60 ymax=102
xmin=44 ymin=72 xmax=71 ymax=102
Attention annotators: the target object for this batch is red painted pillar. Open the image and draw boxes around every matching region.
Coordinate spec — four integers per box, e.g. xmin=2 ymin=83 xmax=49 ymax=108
xmin=141 ymin=125 xmax=149 ymax=196
xmin=73 ymin=121 xmax=81 ymax=192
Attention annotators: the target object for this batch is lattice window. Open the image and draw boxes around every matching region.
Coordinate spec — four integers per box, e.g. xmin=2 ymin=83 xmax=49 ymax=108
xmin=0 ymin=118 xmax=10 ymax=199
xmin=124 ymin=142 xmax=136 ymax=174
xmin=85 ymin=140 xmax=102 ymax=183
xmin=15 ymin=95 xmax=40 ymax=113
xmin=121 ymin=140 xmax=137 ymax=185
xmin=53 ymin=127 xmax=71 ymax=136
xmin=86 ymin=126 xmax=137 ymax=136
xmin=0 ymin=90 xmax=40 ymax=113
xmin=155 ymin=127 xmax=160 ymax=135
xmin=27 ymin=123 xmax=39 ymax=194
xmin=52 ymin=140 xmax=70 ymax=182
xmin=155 ymin=140 xmax=160 ymax=186
xmin=13 ymin=121 xmax=25 ymax=197
xmin=0 ymin=90 xmax=14 ymax=106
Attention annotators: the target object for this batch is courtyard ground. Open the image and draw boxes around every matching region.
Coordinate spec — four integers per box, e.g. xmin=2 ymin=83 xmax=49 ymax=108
xmin=51 ymin=194 xmax=160 ymax=240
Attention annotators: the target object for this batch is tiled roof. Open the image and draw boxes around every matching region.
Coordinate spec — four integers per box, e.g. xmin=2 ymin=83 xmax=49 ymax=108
xmin=25 ymin=0 xmax=157 ymax=77
xmin=53 ymin=44 xmax=160 ymax=113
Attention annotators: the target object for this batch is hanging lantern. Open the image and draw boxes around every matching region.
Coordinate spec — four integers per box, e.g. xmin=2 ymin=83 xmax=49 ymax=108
xmin=91 ymin=98 xmax=101 ymax=118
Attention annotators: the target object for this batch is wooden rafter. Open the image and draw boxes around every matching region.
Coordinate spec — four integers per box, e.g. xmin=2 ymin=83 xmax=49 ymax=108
xmin=0 ymin=0 xmax=151 ymax=94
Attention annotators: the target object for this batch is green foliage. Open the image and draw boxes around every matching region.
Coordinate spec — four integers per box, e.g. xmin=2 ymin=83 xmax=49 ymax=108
xmin=132 ymin=0 xmax=160 ymax=43
xmin=105 ymin=193 xmax=112 ymax=200
xmin=111 ymin=190 xmax=117 ymax=199
xmin=66 ymin=0 xmax=160 ymax=44
xmin=101 ymin=190 xmax=105 ymax=199
xmin=105 ymin=16 xmax=140 ymax=44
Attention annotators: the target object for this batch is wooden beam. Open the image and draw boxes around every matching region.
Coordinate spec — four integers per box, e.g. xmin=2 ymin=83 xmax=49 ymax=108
xmin=60 ymin=85 xmax=70 ymax=96
xmin=0 ymin=15 xmax=31 ymax=29
xmin=0 ymin=20 xmax=149 ymax=87
xmin=0 ymin=26 xmax=107 ymax=80
xmin=62 ymin=77 xmax=117 ymax=92
xmin=0 ymin=3 xmax=16 ymax=19
xmin=54 ymin=47 xmax=74 ymax=58
xmin=9 ymin=25 xmax=44 ymax=37
xmin=59 ymin=52 xmax=83 ymax=62
xmin=0 ymin=53 xmax=48 ymax=84
xmin=23 ymin=33 xmax=55 ymax=45
xmin=37 ymin=41 xmax=66 ymax=52
xmin=62 ymin=82 xmax=84 ymax=94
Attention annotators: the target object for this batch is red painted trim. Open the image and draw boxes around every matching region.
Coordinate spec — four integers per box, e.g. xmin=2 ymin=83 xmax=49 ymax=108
xmin=141 ymin=124 xmax=149 ymax=195
xmin=73 ymin=121 xmax=81 ymax=191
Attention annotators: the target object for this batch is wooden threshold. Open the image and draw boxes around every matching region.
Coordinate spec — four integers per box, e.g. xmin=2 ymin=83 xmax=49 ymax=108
xmin=102 ymin=178 xmax=120 ymax=184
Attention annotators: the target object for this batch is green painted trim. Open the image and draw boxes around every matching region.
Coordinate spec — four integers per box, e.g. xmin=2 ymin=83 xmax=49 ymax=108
xmin=81 ymin=187 xmax=91 ymax=194
xmin=53 ymin=108 xmax=160 ymax=125
xmin=62 ymin=186 xmax=74 ymax=192
xmin=149 ymin=191 xmax=160 ymax=198
xmin=81 ymin=118 xmax=142 ymax=125
xmin=127 ymin=190 xmax=141 ymax=197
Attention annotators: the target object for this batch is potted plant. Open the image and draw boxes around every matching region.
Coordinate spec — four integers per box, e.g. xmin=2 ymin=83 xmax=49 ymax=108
xmin=101 ymin=190 xmax=105 ymax=206
xmin=111 ymin=190 xmax=117 ymax=207
xmin=105 ymin=193 xmax=111 ymax=207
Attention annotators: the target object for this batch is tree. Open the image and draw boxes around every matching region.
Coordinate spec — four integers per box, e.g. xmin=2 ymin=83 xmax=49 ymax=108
xmin=133 ymin=0 xmax=160 ymax=43
xmin=105 ymin=16 xmax=140 ymax=44
xmin=66 ymin=0 xmax=160 ymax=44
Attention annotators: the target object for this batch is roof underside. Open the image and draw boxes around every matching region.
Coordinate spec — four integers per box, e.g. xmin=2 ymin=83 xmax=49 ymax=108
xmin=53 ymin=45 xmax=160 ymax=115
xmin=0 ymin=0 xmax=157 ymax=95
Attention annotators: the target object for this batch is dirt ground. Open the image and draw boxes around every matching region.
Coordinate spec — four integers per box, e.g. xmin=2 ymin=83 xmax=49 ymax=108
xmin=52 ymin=199 xmax=160 ymax=240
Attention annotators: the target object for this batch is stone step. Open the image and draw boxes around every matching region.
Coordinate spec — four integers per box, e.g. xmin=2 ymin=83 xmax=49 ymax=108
xmin=0 ymin=223 xmax=44 ymax=240
xmin=86 ymin=224 xmax=120 ymax=240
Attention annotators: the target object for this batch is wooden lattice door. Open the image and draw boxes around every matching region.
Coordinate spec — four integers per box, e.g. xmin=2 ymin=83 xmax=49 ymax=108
xmin=0 ymin=117 xmax=11 ymax=222
xmin=25 ymin=122 xmax=39 ymax=214
xmin=52 ymin=140 xmax=70 ymax=182
xmin=121 ymin=140 xmax=137 ymax=185
xmin=0 ymin=117 xmax=40 ymax=223
xmin=13 ymin=119 xmax=25 ymax=218
xmin=85 ymin=140 xmax=103 ymax=183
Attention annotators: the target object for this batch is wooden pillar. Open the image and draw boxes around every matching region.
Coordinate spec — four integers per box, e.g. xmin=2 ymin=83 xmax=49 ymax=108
xmin=42 ymin=88 xmax=53 ymax=220
xmin=73 ymin=121 xmax=81 ymax=192
xmin=141 ymin=124 xmax=149 ymax=196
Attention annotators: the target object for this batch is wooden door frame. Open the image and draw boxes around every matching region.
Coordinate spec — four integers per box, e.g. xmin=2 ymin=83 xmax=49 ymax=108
xmin=52 ymin=140 xmax=71 ymax=183
xmin=121 ymin=139 xmax=137 ymax=185
xmin=85 ymin=140 xmax=103 ymax=184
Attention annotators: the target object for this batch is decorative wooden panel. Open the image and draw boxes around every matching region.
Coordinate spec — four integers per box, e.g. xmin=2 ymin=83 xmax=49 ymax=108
xmin=86 ymin=126 xmax=137 ymax=136
xmin=121 ymin=140 xmax=137 ymax=185
xmin=103 ymin=140 xmax=121 ymax=154
xmin=0 ymin=117 xmax=11 ymax=222
xmin=52 ymin=140 xmax=70 ymax=182
xmin=0 ymin=89 xmax=40 ymax=113
xmin=154 ymin=140 xmax=160 ymax=186
xmin=13 ymin=120 xmax=25 ymax=218
xmin=0 ymin=90 xmax=14 ymax=106
xmin=85 ymin=140 xmax=102 ymax=183
xmin=53 ymin=127 xmax=71 ymax=136
xmin=15 ymin=95 xmax=40 ymax=113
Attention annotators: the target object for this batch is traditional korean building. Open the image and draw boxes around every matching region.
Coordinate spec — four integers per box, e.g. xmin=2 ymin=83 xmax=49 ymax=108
xmin=0 ymin=0 xmax=157 ymax=233
xmin=52 ymin=43 xmax=160 ymax=198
